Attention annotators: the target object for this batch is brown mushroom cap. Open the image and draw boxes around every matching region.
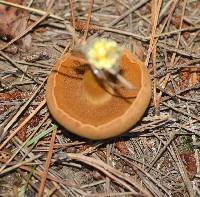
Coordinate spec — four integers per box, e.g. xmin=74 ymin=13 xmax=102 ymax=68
xmin=46 ymin=50 xmax=151 ymax=139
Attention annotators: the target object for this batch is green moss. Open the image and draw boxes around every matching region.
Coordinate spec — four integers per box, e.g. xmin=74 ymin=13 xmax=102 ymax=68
xmin=182 ymin=136 xmax=193 ymax=151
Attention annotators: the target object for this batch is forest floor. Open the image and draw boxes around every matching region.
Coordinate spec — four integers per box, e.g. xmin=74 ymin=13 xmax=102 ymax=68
xmin=0 ymin=0 xmax=200 ymax=196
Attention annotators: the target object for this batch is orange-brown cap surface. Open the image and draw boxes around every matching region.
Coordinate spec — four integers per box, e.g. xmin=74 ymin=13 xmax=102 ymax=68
xmin=46 ymin=50 xmax=151 ymax=139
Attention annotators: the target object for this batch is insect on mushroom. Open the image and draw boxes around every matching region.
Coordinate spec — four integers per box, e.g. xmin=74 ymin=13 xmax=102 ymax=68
xmin=82 ymin=38 xmax=133 ymax=89
xmin=66 ymin=25 xmax=134 ymax=90
xmin=80 ymin=38 xmax=134 ymax=90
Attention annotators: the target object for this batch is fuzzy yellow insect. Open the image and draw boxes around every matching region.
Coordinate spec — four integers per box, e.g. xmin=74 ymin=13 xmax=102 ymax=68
xmin=85 ymin=39 xmax=121 ymax=70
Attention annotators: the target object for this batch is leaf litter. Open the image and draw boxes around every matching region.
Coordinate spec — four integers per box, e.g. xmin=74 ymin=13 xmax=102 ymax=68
xmin=0 ymin=0 xmax=200 ymax=196
xmin=0 ymin=0 xmax=32 ymax=51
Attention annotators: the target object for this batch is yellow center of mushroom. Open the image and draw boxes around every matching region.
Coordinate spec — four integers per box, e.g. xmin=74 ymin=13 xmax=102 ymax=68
xmin=86 ymin=39 xmax=121 ymax=70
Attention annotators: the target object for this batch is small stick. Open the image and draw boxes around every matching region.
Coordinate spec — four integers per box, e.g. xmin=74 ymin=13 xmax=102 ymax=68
xmin=82 ymin=0 xmax=94 ymax=41
xmin=0 ymin=99 xmax=46 ymax=151
xmin=38 ymin=128 xmax=57 ymax=197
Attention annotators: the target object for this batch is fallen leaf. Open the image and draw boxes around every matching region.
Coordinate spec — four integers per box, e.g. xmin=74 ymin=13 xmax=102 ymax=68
xmin=191 ymin=67 xmax=200 ymax=86
xmin=0 ymin=0 xmax=32 ymax=50
xmin=179 ymin=68 xmax=190 ymax=90
xmin=115 ymin=140 xmax=129 ymax=155
xmin=180 ymin=152 xmax=197 ymax=180
xmin=171 ymin=16 xmax=190 ymax=40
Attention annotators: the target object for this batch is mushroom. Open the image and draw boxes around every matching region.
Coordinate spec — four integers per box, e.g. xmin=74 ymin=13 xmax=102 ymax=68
xmin=46 ymin=44 xmax=151 ymax=140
